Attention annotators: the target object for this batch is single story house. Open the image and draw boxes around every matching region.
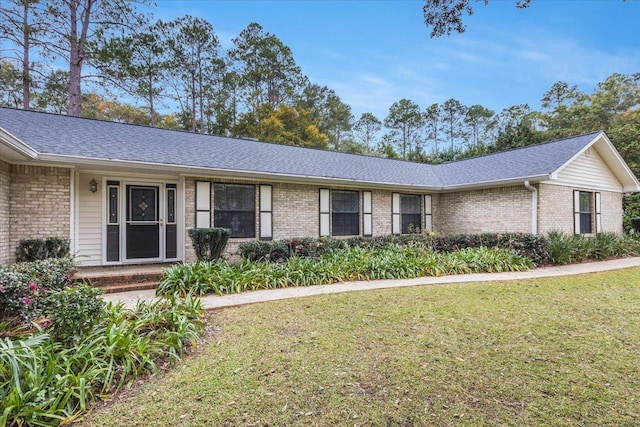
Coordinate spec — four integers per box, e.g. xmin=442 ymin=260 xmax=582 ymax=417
xmin=1 ymin=107 xmax=639 ymax=267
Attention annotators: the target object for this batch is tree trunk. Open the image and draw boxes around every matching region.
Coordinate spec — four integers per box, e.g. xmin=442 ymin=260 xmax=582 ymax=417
xmin=21 ymin=2 xmax=30 ymax=109
xmin=68 ymin=0 xmax=93 ymax=117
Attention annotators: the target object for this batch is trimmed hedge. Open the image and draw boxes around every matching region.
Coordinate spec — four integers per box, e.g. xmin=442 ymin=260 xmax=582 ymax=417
xmin=15 ymin=237 xmax=70 ymax=262
xmin=239 ymin=233 xmax=549 ymax=264
xmin=188 ymin=228 xmax=230 ymax=261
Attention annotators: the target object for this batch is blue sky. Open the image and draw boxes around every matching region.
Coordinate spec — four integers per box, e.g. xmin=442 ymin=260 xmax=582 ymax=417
xmin=152 ymin=0 xmax=640 ymax=120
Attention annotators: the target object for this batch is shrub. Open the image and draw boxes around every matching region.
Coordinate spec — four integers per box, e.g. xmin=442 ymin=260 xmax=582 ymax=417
xmin=0 ymin=258 xmax=75 ymax=323
xmin=15 ymin=237 xmax=70 ymax=262
xmin=239 ymin=238 xmax=319 ymax=262
xmin=631 ymin=217 xmax=640 ymax=232
xmin=188 ymin=228 xmax=230 ymax=261
xmin=40 ymin=283 xmax=106 ymax=345
xmin=239 ymin=240 xmax=289 ymax=262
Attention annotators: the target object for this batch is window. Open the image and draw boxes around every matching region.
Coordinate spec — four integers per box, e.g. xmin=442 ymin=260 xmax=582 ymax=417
xmin=332 ymin=190 xmax=359 ymax=236
xmin=573 ymin=190 xmax=601 ymax=234
xmin=400 ymin=194 xmax=421 ymax=234
xmin=214 ymin=184 xmax=255 ymax=238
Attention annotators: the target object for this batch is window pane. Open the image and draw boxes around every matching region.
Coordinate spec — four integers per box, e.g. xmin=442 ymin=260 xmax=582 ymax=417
xmin=401 ymin=214 xmax=421 ymax=234
xmin=129 ymin=187 xmax=157 ymax=222
xmin=332 ymin=190 xmax=359 ymax=213
xmin=108 ymin=187 xmax=118 ymax=224
xmin=580 ymin=213 xmax=592 ymax=234
xmin=214 ymin=184 xmax=255 ymax=238
xmin=167 ymin=189 xmax=175 ymax=223
xmin=332 ymin=213 xmax=359 ymax=236
xmin=401 ymin=194 xmax=421 ymax=214
xmin=214 ymin=211 xmax=255 ymax=238
xmin=214 ymin=184 xmax=255 ymax=211
xmin=579 ymin=192 xmax=591 ymax=212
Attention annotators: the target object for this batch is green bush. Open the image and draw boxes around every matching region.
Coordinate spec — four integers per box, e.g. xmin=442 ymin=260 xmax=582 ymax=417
xmin=40 ymin=283 xmax=106 ymax=345
xmin=15 ymin=237 xmax=70 ymax=262
xmin=631 ymin=217 xmax=640 ymax=232
xmin=240 ymin=233 xmax=549 ymax=264
xmin=239 ymin=238 xmax=319 ymax=262
xmin=157 ymin=245 xmax=534 ymax=297
xmin=0 ymin=258 xmax=75 ymax=323
xmin=188 ymin=228 xmax=230 ymax=261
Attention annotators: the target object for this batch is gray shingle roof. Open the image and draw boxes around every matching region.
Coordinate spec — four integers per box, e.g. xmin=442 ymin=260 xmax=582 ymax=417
xmin=0 ymin=107 xmax=600 ymax=189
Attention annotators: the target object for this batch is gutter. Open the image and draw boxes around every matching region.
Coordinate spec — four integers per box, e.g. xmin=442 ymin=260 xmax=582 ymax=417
xmin=0 ymin=127 xmax=39 ymax=159
xmin=524 ymin=180 xmax=538 ymax=235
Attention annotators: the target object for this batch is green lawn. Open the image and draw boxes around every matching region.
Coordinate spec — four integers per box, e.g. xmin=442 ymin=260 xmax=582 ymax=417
xmin=82 ymin=268 xmax=640 ymax=426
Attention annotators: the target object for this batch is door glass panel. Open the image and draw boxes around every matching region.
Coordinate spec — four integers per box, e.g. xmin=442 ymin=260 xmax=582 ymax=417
xmin=129 ymin=187 xmax=158 ymax=222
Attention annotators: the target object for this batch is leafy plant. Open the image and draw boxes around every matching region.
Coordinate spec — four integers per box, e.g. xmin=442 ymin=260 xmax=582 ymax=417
xmin=40 ymin=283 xmax=106 ymax=345
xmin=157 ymin=245 xmax=534 ymax=297
xmin=15 ymin=237 xmax=70 ymax=262
xmin=0 ymin=257 xmax=75 ymax=323
xmin=0 ymin=294 xmax=205 ymax=426
xmin=188 ymin=228 xmax=230 ymax=261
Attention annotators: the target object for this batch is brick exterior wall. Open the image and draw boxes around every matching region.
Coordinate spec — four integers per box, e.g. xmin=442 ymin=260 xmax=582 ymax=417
xmin=8 ymin=165 xmax=71 ymax=263
xmin=435 ymin=185 xmax=533 ymax=235
xmin=372 ymin=190 xmax=392 ymax=235
xmin=538 ymin=183 xmax=622 ymax=234
xmin=0 ymin=160 xmax=10 ymax=265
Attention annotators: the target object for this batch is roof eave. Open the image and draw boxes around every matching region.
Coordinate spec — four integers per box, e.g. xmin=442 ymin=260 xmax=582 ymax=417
xmin=438 ymin=174 xmax=552 ymax=192
xmin=35 ymin=153 xmax=443 ymax=192
xmin=0 ymin=127 xmax=40 ymax=160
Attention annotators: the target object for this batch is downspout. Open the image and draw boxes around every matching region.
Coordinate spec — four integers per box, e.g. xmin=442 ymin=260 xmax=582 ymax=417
xmin=524 ymin=181 xmax=538 ymax=235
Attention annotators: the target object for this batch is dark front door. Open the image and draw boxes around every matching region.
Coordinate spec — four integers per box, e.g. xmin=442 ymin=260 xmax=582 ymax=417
xmin=126 ymin=185 xmax=160 ymax=259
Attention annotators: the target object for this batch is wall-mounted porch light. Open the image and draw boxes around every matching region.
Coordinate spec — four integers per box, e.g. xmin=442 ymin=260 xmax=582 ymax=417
xmin=89 ymin=179 xmax=98 ymax=193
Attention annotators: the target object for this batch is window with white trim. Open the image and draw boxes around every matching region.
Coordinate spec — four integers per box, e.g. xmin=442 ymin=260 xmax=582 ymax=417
xmin=332 ymin=190 xmax=359 ymax=236
xmin=401 ymin=194 xmax=422 ymax=234
xmin=574 ymin=190 xmax=601 ymax=234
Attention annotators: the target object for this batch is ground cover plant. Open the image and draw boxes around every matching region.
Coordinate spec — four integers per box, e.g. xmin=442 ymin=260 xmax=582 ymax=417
xmin=0 ymin=258 xmax=206 ymax=427
xmin=546 ymin=231 xmax=640 ymax=265
xmin=157 ymin=245 xmax=534 ymax=296
xmin=83 ymin=267 xmax=640 ymax=426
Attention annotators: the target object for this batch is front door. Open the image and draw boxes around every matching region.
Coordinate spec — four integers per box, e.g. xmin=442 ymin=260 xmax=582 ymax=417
xmin=126 ymin=185 xmax=160 ymax=260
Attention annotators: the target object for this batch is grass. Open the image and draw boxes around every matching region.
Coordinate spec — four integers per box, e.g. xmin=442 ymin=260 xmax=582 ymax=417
xmin=82 ymin=268 xmax=640 ymax=426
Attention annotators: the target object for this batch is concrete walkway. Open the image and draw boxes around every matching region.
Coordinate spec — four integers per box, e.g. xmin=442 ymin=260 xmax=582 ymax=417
xmin=103 ymin=257 xmax=640 ymax=310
